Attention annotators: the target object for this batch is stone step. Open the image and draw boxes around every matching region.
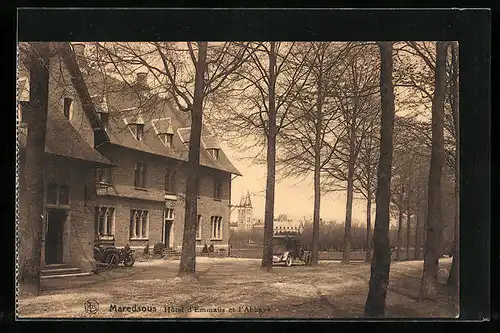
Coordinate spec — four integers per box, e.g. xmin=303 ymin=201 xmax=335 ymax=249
xmin=43 ymin=263 xmax=74 ymax=269
xmin=41 ymin=272 xmax=92 ymax=279
xmin=41 ymin=267 xmax=82 ymax=276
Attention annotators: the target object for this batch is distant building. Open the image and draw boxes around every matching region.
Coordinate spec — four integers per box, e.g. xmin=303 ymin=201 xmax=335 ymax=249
xmin=236 ymin=191 xmax=254 ymax=230
xmin=273 ymin=214 xmax=304 ymax=235
xmin=252 ymin=219 xmax=264 ymax=231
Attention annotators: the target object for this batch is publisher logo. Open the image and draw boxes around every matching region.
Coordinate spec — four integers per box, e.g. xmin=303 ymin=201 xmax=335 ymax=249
xmin=84 ymin=300 xmax=99 ymax=314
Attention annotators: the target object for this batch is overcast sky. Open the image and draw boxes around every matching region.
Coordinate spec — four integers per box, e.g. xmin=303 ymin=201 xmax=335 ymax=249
xmin=224 ymin=143 xmax=373 ymax=224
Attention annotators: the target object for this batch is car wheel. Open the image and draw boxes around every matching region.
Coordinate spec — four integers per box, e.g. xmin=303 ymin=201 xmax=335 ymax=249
xmin=285 ymin=255 xmax=293 ymax=267
xmin=305 ymin=253 xmax=312 ymax=266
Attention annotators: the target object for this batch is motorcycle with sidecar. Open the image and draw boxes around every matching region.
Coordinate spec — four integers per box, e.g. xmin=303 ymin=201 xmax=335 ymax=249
xmin=93 ymin=235 xmax=135 ymax=270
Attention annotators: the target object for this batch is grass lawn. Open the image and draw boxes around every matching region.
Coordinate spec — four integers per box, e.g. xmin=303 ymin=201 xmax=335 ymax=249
xmin=18 ymin=258 xmax=458 ymax=319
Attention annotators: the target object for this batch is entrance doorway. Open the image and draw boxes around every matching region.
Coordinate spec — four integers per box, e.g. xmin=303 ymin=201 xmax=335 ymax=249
xmin=45 ymin=209 xmax=67 ymax=264
xmin=164 ymin=221 xmax=172 ymax=249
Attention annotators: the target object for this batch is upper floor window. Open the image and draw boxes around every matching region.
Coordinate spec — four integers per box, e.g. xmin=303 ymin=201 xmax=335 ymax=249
xmin=134 ymin=124 xmax=144 ymax=141
xmin=47 ymin=183 xmax=70 ymax=206
xmin=63 ymin=97 xmax=74 ymax=121
xmin=162 ymin=133 xmax=174 ymax=148
xmin=208 ymin=148 xmax=220 ymax=161
xmin=213 ymin=177 xmax=222 ymax=200
xmin=96 ymin=167 xmax=112 ymax=185
xmin=134 ymin=162 xmax=147 ymax=188
xmin=165 ymin=169 xmax=176 ymax=194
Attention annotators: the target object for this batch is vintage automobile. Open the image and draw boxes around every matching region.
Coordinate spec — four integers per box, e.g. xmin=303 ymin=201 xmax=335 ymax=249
xmin=93 ymin=235 xmax=135 ymax=269
xmin=272 ymin=235 xmax=312 ymax=267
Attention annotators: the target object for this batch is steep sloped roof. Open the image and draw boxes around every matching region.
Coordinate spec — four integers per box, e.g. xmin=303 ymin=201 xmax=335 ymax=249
xmin=89 ymin=71 xmax=241 ymax=176
xmin=18 ymin=111 xmax=114 ymax=166
xmin=18 ymin=76 xmax=30 ymax=102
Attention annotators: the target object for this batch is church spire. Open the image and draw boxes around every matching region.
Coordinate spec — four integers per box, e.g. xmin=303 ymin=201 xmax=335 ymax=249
xmin=240 ymin=192 xmax=246 ymax=206
xmin=245 ymin=190 xmax=252 ymax=208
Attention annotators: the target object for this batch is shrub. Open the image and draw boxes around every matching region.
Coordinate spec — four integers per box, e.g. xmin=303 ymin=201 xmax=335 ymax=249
xmin=143 ymin=243 xmax=150 ymax=255
xmin=153 ymin=242 xmax=166 ymax=255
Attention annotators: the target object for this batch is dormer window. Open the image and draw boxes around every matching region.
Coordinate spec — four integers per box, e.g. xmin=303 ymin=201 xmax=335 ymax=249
xmin=209 ymin=148 xmax=220 ymax=161
xmin=203 ymin=135 xmax=221 ymax=161
xmin=63 ymin=97 xmax=74 ymax=120
xmin=136 ymin=124 xmax=144 ymax=141
xmin=134 ymin=124 xmax=144 ymax=141
xmin=151 ymin=118 xmax=174 ymax=148
xmin=92 ymin=95 xmax=109 ymax=130
xmin=123 ymin=110 xmax=145 ymax=142
xmin=162 ymin=133 xmax=174 ymax=148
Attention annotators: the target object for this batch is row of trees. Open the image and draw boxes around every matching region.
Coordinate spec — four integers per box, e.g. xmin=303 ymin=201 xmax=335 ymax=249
xmin=19 ymin=40 xmax=459 ymax=317
xmin=230 ymin=218 xmax=455 ymax=257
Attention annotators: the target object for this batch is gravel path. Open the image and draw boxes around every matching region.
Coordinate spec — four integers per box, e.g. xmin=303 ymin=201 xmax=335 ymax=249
xmin=18 ymin=258 xmax=458 ymax=319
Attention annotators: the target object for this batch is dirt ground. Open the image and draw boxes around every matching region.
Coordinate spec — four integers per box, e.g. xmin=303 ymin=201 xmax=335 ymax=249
xmin=18 ymin=258 xmax=458 ymax=319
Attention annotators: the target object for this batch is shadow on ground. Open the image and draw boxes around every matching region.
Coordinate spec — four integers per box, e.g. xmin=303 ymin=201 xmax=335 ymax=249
xmin=18 ymin=258 xmax=458 ymax=319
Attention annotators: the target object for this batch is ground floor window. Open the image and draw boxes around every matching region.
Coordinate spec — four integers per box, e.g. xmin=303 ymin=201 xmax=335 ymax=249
xmin=210 ymin=216 xmax=222 ymax=240
xmin=95 ymin=206 xmax=115 ymax=236
xmin=130 ymin=209 xmax=149 ymax=239
xmin=164 ymin=208 xmax=174 ymax=221
xmin=196 ymin=215 xmax=202 ymax=240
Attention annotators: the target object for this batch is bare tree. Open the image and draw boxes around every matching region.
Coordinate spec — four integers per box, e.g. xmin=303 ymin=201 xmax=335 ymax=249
xmin=364 ymin=41 xmax=396 ymax=317
xmin=17 ymin=42 xmax=51 ymax=296
xmin=352 ymin=118 xmax=380 ymax=262
xmin=419 ymin=41 xmax=449 ymax=299
xmin=276 ymin=42 xmax=352 ymax=265
xmin=325 ymin=44 xmax=380 ymax=264
xmin=218 ymin=42 xmax=314 ymax=271
xmin=446 ymin=41 xmax=459 ymax=289
xmin=391 ymin=181 xmax=405 ymax=261
xmin=153 ymin=42 xmax=250 ymax=276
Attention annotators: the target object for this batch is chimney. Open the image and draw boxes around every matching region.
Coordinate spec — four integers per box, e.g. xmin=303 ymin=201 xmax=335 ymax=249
xmin=135 ymin=70 xmax=149 ymax=90
xmin=72 ymin=43 xmax=88 ymax=71
xmin=136 ymin=72 xmax=147 ymax=85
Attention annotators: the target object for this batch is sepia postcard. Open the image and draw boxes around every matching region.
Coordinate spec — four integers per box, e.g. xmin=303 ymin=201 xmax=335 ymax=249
xmin=14 ymin=9 xmax=490 ymax=321
xmin=15 ymin=39 xmax=461 ymax=320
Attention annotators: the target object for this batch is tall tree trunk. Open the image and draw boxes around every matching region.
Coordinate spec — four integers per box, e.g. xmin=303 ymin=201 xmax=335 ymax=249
xmin=414 ymin=208 xmax=422 ymax=260
xmin=178 ymin=42 xmax=207 ymax=277
xmin=365 ymin=191 xmax=372 ymax=262
xmin=311 ymin=52 xmax=324 ymax=266
xmin=19 ymin=43 xmax=50 ymax=296
xmin=261 ymin=42 xmax=277 ymax=271
xmin=447 ymin=41 xmax=459 ymax=289
xmin=406 ymin=212 xmax=411 ymax=260
xmin=419 ymin=41 xmax=449 ymax=299
xmin=406 ymin=179 xmax=412 ymax=260
xmin=396 ymin=191 xmax=403 ymax=261
xmin=342 ymin=125 xmax=356 ymax=264
xmin=364 ymin=42 xmax=395 ymax=318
